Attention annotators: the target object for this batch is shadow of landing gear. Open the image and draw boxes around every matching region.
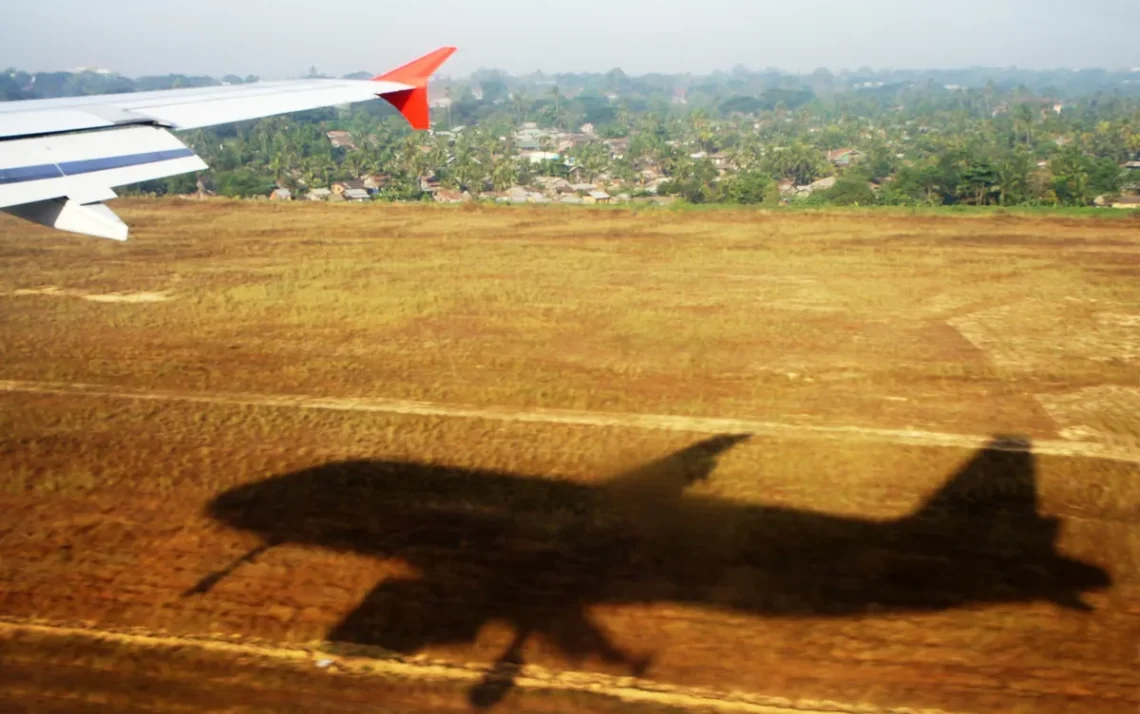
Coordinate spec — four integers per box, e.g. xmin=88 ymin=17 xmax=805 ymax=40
xmin=468 ymin=630 xmax=528 ymax=709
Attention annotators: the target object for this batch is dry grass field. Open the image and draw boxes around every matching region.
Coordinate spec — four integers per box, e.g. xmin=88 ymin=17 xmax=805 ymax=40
xmin=0 ymin=199 xmax=1137 ymax=713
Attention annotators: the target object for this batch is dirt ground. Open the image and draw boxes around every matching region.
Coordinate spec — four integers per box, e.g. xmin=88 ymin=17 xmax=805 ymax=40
xmin=0 ymin=201 xmax=1137 ymax=713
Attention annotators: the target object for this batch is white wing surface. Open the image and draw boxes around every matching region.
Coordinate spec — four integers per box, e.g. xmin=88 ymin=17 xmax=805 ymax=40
xmin=0 ymin=47 xmax=455 ymax=239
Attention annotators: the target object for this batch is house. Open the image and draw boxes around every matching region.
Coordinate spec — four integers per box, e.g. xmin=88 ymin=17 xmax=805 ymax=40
xmin=433 ymin=189 xmax=471 ymax=204
xmin=1110 ymin=196 xmax=1140 ymax=209
xmin=269 ymin=187 xmax=292 ymax=201
xmin=580 ymin=123 xmax=597 ymax=136
xmin=331 ymin=180 xmax=367 ymax=195
xmin=525 ymin=151 xmax=561 ymax=164
xmin=305 ymin=188 xmax=332 ymax=201
xmin=362 ymin=175 xmax=388 ymax=191
xmin=604 ymin=138 xmax=629 ymax=156
xmin=342 ymin=188 xmax=370 ymax=202
xmin=710 ymin=152 xmax=734 ymax=171
xmin=506 ymin=186 xmax=532 ymax=203
xmin=809 ymin=176 xmax=837 ymax=191
xmin=327 ymin=131 xmax=356 ymax=150
xmin=1124 ymin=161 xmax=1140 ymax=171
xmin=186 ymin=177 xmax=217 ymax=199
xmin=536 ymin=176 xmax=574 ymax=194
xmin=584 ymin=190 xmax=611 ymax=204
xmin=826 ymin=148 xmax=864 ymax=166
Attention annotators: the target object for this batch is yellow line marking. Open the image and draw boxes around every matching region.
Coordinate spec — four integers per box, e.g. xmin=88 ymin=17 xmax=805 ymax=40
xmin=1 ymin=379 xmax=1137 ymax=463
xmin=0 ymin=617 xmax=961 ymax=714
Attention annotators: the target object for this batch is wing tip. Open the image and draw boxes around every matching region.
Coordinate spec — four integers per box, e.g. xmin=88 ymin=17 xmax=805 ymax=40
xmin=374 ymin=47 xmax=457 ymax=86
xmin=374 ymin=47 xmax=457 ymax=130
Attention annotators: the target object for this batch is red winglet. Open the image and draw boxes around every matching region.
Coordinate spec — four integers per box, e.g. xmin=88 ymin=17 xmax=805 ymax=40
xmin=374 ymin=47 xmax=457 ymax=130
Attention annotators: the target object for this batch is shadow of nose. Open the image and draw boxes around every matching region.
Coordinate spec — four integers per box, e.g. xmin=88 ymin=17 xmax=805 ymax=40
xmin=702 ymin=433 xmax=752 ymax=453
xmin=1060 ymin=557 xmax=1113 ymax=591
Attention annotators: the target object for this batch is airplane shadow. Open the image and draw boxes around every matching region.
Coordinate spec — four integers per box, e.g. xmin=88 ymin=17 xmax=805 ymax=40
xmin=188 ymin=434 xmax=1112 ymax=708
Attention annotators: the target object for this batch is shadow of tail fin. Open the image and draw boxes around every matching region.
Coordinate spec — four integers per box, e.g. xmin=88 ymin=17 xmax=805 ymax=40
xmin=906 ymin=435 xmax=1112 ymax=610
xmin=603 ymin=434 xmax=751 ymax=505
xmin=912 ymin=435 xmax=1040 ymax=524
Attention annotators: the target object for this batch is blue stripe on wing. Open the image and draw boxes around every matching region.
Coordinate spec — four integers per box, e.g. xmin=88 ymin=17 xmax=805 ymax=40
xmin=0 ymin=148 xmax=197 ymax=186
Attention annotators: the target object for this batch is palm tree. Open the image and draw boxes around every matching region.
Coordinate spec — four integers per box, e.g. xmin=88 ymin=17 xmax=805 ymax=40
xmin=551 ymin=85 xmax=564 ymax=130
xmin=343 ymin=150 xmax=367 ymax=180
xmin=1013 ymin=103 xmax=1035 ymax=146
xmin=512 ymin=90 xmax=530 ymax=123
xmin=491 ymin=157 xmax=519 ymax=191
xmin=995 ymin=151 xmax=1030 ymax=206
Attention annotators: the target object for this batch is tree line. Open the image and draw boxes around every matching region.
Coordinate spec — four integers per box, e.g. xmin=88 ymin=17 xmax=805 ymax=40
xmin=4 ymin=64 xmax=1138 ymax=206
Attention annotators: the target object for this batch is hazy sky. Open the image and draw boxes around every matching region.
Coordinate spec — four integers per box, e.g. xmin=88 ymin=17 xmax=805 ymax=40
xmin=4 ymin=0 xmax=1138 ymax=78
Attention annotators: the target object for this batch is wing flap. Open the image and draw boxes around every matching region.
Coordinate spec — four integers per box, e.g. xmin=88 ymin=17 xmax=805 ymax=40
xmin=0 ymin=126 xmax=207 ymax=210
xmin=4 ymin=199 xmax=129 ymax=241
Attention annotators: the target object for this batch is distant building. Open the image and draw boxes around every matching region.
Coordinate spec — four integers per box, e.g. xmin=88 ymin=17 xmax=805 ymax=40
xmin=305 ymin=188 xmax=332 ymax=201
xmin=1110 ymin=196 xmax=1140 ymax=209
xmin=826 ymin=148 xmax=864 ymax=166
xmin=433 ymin=189 xmax=471 ymax=204
xmin=331 ymin=180 xmax=367 ymax=195
xmin=585 ymin=190 xmax=611 ymax=204
xmin=536 ymin=177 xmax=574 ymax=194
xmin=362 ymin=175 xmax=388 ymax=190
xmin=808 ymin=176 xmax=837 ymax=192
xmin=710 ymin=152 xmax=734 ymax=171
xmin=342 ymin=188 xmax=370 ymax=202
xmin=525 ymin=151 xmax=560 ymax=164
xmin=269 ymin=187 xmax=292 ymax=201
xmin=326 ymin=131 xmax=356 ymax=150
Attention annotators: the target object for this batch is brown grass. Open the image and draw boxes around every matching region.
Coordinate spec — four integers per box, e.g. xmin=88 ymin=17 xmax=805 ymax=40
xmin=2 ymin=199 xmax=1138 ymax=441
xmin=0 ymin=200 xmax=1138 ymax=713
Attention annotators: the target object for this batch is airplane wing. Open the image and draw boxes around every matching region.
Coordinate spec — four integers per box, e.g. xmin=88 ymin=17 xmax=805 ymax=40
xmin=0 ymin=47 xmax=456 ymax=240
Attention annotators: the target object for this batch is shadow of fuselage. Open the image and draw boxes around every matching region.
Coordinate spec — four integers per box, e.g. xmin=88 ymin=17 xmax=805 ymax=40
xmin=194 ymin=435 xmax=1111 ymax=706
